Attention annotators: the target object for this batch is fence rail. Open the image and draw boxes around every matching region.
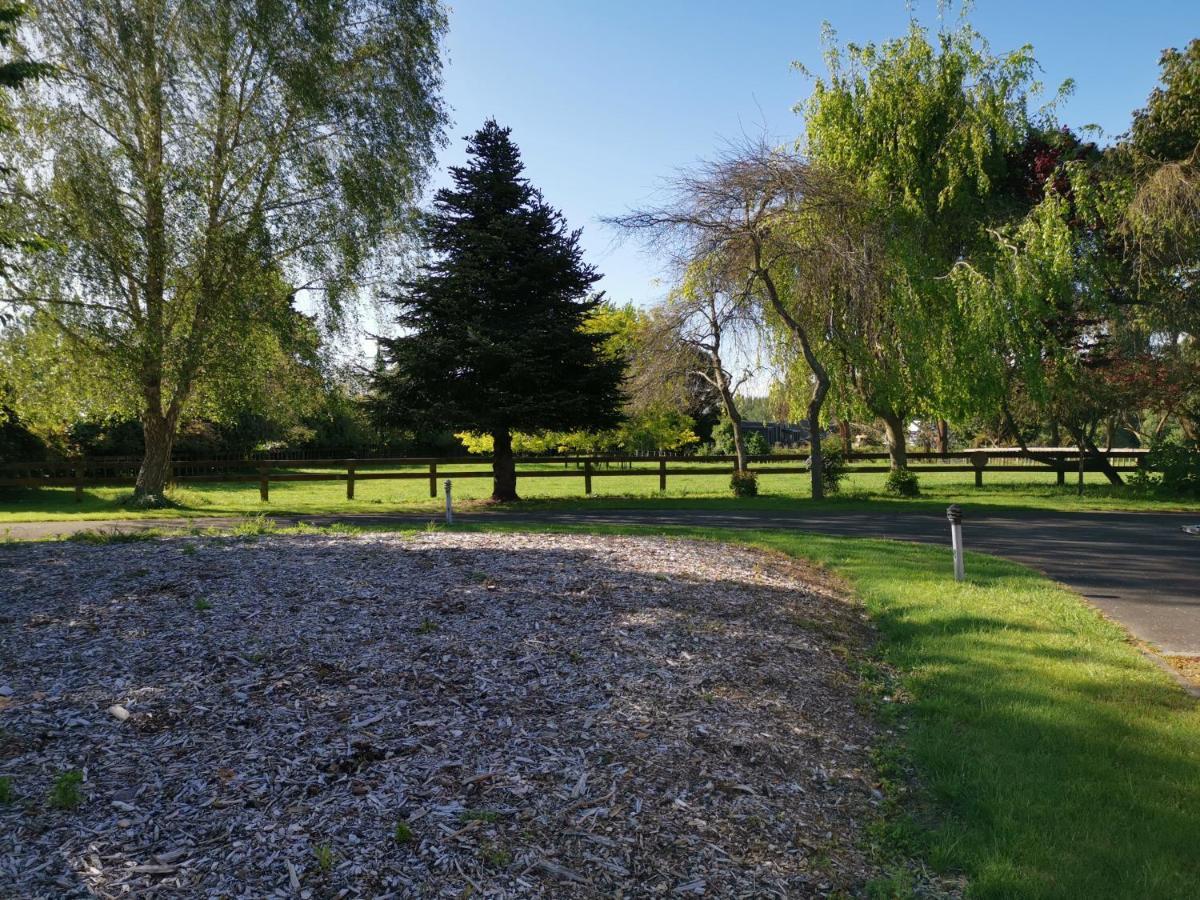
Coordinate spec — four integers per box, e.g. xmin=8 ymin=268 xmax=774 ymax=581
xmin=0 ymin=447 xmax=1150 ymax=503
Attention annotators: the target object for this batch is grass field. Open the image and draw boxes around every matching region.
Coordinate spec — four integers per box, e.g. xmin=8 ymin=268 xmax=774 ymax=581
xmin=438 ymin=521 xmax=1200 ymax=899
xmin=1 ymin=461 xmax=1196 ymax=521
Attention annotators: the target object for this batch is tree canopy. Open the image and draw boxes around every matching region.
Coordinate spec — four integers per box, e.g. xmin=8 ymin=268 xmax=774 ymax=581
xmin=371 ymin=120 xmax=625 ymax=501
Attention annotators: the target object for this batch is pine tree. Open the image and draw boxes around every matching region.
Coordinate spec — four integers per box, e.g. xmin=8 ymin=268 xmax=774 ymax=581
xmin=372 ymin=120 xmax=625 ymax=501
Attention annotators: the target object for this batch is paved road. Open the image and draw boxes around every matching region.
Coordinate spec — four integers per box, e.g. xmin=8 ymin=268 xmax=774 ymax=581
xmin=6 ymin=507 xmax=1199 ymax=654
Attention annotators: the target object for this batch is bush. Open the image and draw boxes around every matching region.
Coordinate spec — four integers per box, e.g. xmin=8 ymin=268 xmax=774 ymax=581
xmin=1140 ymin=440 xmax=1200 ymax=496
xmin=812 ymin=444 xmax=847 ymax=494
xmin=730 ymin=469 xmax=758 ymax=497
xmin=884 ymin=467 xmax=920 ymax=497
xmin=745 ymin=430 xmax=769 ymax=457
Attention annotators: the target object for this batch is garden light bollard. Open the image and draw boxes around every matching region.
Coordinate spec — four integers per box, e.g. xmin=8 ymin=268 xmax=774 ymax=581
xmin=444 ymin=479 xmax=453 ymax=525
xmin=947 ymin=504 xmax=964 ymax=582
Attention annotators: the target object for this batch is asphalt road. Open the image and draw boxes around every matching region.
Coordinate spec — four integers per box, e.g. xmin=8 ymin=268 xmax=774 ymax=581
xmin=6 ymin=506 xmax=1199 ymax=654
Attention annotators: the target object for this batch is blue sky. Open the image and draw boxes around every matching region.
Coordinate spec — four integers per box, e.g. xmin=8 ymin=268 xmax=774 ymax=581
xmin=431 ymin=0 xmax=1199 ymax=307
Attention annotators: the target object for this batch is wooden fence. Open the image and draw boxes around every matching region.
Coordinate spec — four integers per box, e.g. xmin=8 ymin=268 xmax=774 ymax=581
xmin=0 ymin=447 xmax=1150 ymax=503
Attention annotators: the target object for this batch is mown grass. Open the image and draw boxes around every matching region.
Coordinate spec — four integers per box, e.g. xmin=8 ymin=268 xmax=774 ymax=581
xmin=1 ymin=462 xmax=1196 ymax=522
xmin=443 ymin=521 xmax=1200 ymax=898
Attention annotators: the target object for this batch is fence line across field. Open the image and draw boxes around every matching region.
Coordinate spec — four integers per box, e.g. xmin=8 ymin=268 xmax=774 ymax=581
xmin=0 ymin=447 xmax=1151 ymax=502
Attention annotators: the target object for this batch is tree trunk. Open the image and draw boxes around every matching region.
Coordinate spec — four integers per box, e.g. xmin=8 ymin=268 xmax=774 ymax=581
xmin=807 ymin=375 xmax=829 ymax=500
xmin=490 ymin=428 xmax=519 ymax=502
xmin=718 ymin=387 xmax=748 ymax=473
xmin=881 ymin=410 xmax=908 ymax=469
xmin=133 ymin=411 xmax=176 ymax=505
xmin=1066 ymin=423 xmax=1124 ymax=487
xmin=936 ymin=419 xmax=949 ymax=456
xmin=838 ymin=418 xmax=852 ymax=456
xmin=754 ymin=263 xmax=828 ymax=498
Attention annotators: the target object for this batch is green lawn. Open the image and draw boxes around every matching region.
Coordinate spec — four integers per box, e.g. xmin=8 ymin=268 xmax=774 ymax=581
xmin=435 ymin=521 xmax=1200 ymax=898
xmin=1 ymin=461 xmax=1197 ymax=521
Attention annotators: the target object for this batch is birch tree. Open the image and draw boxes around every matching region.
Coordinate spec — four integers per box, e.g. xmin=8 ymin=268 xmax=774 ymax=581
xmin=5 ymin=0 xmax=447 ymax=503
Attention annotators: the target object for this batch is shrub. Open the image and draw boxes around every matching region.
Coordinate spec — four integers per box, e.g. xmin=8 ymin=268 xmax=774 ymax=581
xmin=394 ymin=820 xmax=414 ymax=844
xmin=1141 ymin=440 xmax=1200 ymax=496
xmin=884 ymin=467 xmax=920 ymax=497
xmin=813 ymin=445 xmax=847 ymax=494
xmin=745 ymin=431 xmax=769 ymax=457
xmin=730 ymin=469 xmax=758 ymax=497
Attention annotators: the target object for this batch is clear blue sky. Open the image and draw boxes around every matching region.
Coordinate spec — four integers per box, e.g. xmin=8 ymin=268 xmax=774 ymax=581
xmin=431 ymin=0 xmax=1199 ymax=308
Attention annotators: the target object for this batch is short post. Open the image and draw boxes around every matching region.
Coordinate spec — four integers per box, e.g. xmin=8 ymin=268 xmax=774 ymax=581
xmin=971 ymin=451 xmax=987 ymax=488
xmin=584 ymin=459 xmax=593 ymax=496
xmin=346 ymin=462 xmax=356 ymax=500
xmin=444 ymin=478 xmax=453 ymax=524
xmin=73 ymin=461 xmax=83 ymax=504
xmin=429 ymin=461 xmax=437 ymax=498
xmin=658 ymin=456 xmax=667 ymax=492
xmin=258 ymin=465 xmax=269 ymax=502
xmin=947 ymin=504 xmax=964 ymax=582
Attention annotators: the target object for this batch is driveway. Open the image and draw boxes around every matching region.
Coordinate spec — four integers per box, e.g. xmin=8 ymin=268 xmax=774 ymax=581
xmin=5 ymin=507 xmax=1199 ymax=654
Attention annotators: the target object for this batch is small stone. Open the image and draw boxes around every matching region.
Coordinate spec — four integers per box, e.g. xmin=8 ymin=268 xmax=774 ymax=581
xmin=108 ymin=704 xmax=130 ymax=721
xmin=0 ymin=685 xmax=13 ymax=697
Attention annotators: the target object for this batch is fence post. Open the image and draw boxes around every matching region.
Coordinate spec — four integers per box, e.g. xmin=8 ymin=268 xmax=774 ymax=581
xmin=971 ymin=451 xmax=987 ymax=488
xmin=659 ymin=457 xmax=667 ymax=492
xmin=346 ymin=462 xmax=355 ymax=500
xmin=74 ymin=460 xmax=83 ymax=503
xmin=429 ymin=461 xmax=437 ymax=498
xmin=258 ymin=465 xmax=269 ymax=502
xmin=584 ymin=459 xmax=593 ymax=495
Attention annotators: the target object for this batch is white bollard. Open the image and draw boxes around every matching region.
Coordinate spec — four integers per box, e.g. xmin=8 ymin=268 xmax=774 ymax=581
xmin=444 ymin=479 xmax=453 ymax=525
xmin=947 ymin=504 xmax=964 ymax=582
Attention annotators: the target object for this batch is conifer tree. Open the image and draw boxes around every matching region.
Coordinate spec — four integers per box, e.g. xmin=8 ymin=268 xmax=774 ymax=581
xmin=373 ymin=120 xmax=625 ymax=501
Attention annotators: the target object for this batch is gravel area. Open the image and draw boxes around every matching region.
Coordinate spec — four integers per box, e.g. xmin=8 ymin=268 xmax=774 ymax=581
xmin=0 ymin=531 xmax=883 ymax=897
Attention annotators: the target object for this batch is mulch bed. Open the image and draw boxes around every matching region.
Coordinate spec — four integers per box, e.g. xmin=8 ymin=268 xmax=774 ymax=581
xmin=0 ymin=531 xmax=884 ymax=897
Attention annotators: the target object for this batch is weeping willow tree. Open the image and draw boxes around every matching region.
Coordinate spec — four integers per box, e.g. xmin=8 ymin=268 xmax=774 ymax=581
xmin=798 ymin=14 xmax=1056 ymax=467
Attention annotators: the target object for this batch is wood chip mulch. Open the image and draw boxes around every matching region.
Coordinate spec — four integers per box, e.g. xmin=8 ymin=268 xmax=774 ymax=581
xmin=0 ymin=531 xmax=886 ymax=897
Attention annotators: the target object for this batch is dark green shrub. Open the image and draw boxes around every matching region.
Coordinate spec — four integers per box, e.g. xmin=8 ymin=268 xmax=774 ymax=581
xmin=1141 ymin=440 xmax=1200 ymax=496
xmin=745 ymin=431 xmax=769 ymax=457
xmin=884 ymin=467 xmax=920 ymax=497
xmin=730 ymin=470 xmax=758 ymax=497
xmin=813 ymin=445 xmax=847 ymax=494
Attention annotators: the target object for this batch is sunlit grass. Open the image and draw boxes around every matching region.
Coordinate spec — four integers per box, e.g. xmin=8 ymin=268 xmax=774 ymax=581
xmin=1 ymin=462 xmax=1195 ymax=522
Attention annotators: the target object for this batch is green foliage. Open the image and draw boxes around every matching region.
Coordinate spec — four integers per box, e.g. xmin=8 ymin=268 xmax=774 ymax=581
xmin=373 ymin=121 xmax=625 ymax=449
xmin=744 ymin=431 xmax=769 ymax=457
xmin=312 ymin=843 xmax=335 ymax=873
xmin=12 ymin=0 xmax=447 ymax=496
xmin=799 ymin=15 xmax=1054 ymax=425
xmin=0 ymin=775 xmax=13 ymax=804
xmin=729 ymin=469 xmax=758 ymax=497
xmin=0 ymin=1 xmax=52 ymax=288
xmin=884 ymin=467 xmax=921 ymax=497
xmin=459 ymin=809 xmax=501 ymax=823
xmin=48 ymin=769 xmax=83 ymax=810
xmin=0 ymin=403 xmax=44 ymax=462
xmin=814 ymin=445 xmax=847 ymax=494
xmin=1131 ymin=39 xmax=1200 ymax=162
xmin=393 ymin=820 xmax=414 ymax=845
xmin=1138 ymin=440 xmax=1200 ymax=496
